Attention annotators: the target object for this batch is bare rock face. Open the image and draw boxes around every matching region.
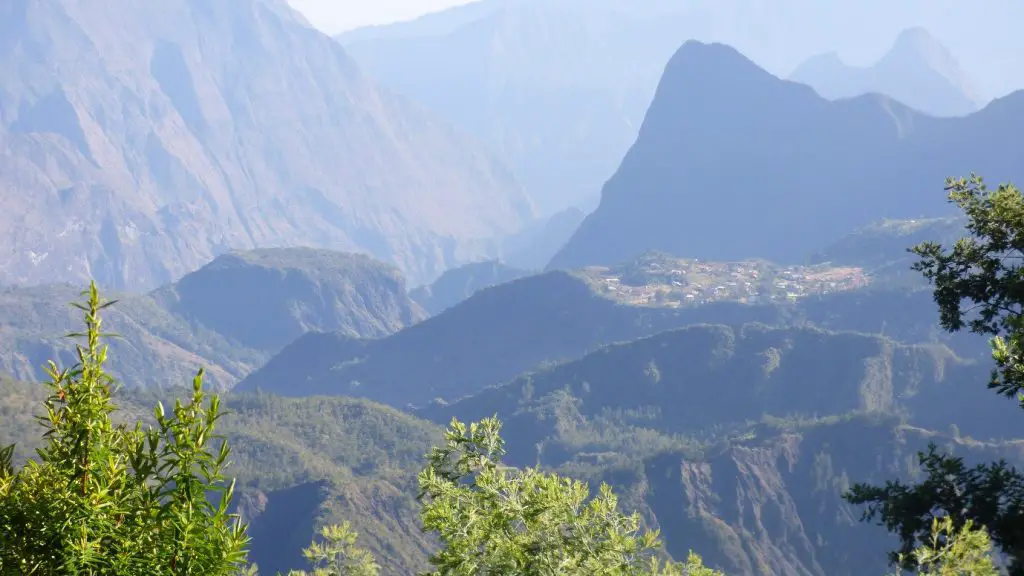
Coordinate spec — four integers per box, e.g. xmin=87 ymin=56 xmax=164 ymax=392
xmin=640 ymin=421 xmax=1022 ymax=576
xmin=0 ymin=0 xmax=534 ymax=290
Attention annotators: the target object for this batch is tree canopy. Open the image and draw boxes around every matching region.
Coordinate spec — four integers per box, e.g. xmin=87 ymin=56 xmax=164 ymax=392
xmin=0 ymin=283 xmax=249 ymax=575
xmin=416 ymin=416 xmax=721 ymax=576
xmin=845 ymin=174 xmax=1024 ymax=574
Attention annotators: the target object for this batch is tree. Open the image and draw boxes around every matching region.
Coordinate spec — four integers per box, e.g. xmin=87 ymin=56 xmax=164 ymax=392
xmin=911 ymin=174 xmax=1024 ymax=404
xmin=844 ymin=174 xmax=1024 ymax=573
xmin=416 ymin=416 xmax=723 ymax=575
xmin=899 ymin=517 xmax=999 ymax=576
xmin=845 ymin=444 xmax=1024 ymax=572
xmin=0 ymin=283 xmax=250 ymax=575
xmin=285 ymin=523 xmax=379 ymax=576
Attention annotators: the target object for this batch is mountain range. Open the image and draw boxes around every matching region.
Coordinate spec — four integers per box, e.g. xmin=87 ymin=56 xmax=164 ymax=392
xmin=236 ymin=248 xmax=989 ymax=409
xmin=338 ymin=0 xmax=700 ymax=216
xmin=2 ymin=239 xmax=1020 ymax=574
xmin=4 ymin=1 xmax=1024 ymax=574
xmin=420 ymin=322 xmax=1020 ymax=453
xmin=0 ymin=0 xmax=533 ymax=291
xmin=338 ymin=0 xmax=1024 ymax=220
xmin=7 ymin=315 xmax=1019 ymax=575
xmin=548 ymin=41 xmax=1024 ymax=271
xmin=789 ymin=27 xmax=981 ymax=117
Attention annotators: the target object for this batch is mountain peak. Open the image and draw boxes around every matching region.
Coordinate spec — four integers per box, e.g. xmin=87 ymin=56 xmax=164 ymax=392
xmin=891 ymin=26 xmax=938 ymax=48
xmin=884 ymin=26 xmax=955 ymax=71
xmin=667 ymin=40 xmax=769 ymax=78
xmin=788 ymin=27 xmax=980 ymax=117
xmin=877 ymin=26 xmax=982 ymax=107
xmin=549 ymin=38 xmax=1024 ymax=271
xmin=640 ymin=40 xmax=819 ymax=134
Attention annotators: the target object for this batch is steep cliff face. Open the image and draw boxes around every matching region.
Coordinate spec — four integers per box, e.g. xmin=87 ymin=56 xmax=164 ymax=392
xmin=637 ymin=419 xmax=1023 ymax=576
xmin=0 ymin=0 xmax=533 ymax=290
xmin=234 ymin=477 xmax=432 ymax=575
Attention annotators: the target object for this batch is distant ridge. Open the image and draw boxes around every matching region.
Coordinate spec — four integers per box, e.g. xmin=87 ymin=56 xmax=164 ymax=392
xmin=790 ymin=27 xmax=981 ymax=117
xmin=549 ymin=40 xmax=1024 ymax=271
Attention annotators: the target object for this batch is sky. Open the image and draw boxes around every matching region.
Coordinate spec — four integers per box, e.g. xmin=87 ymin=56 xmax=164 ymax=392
xmin=287 ymin=0 xmax=476 ymax=34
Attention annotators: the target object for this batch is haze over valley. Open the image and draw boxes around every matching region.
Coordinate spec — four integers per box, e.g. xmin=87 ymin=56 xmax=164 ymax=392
xmin=3 ymin=1 xmax=1024 ymax=574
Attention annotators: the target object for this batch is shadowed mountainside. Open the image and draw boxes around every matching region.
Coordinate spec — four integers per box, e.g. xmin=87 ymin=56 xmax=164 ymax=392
xmin=409 ymin=259 xmax=529 ymax=315
xmin=420 ymin=323 xmax=1019 ymax=462
xmin=0 ymin=248 xmax=423 ymax=389
xmin=548 ymin=41 xmax=1024 ymax=271
xmin=239 ymin=253 xmax=988 ymax=408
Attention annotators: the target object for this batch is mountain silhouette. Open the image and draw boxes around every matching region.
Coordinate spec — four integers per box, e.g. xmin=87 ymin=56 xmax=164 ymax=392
xmin=548 ymin=40 xmax=1024 ymax=270
xmin=339 ymin=1 xmax=708 ymax=216
xmin=339 ymin=1 xmax=1024 ymax=220
xmin=790 ymin=27 xmax=980 ymax=117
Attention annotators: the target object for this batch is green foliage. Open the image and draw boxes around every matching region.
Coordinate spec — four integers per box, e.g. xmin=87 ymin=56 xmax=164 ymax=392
xmin=0 ymin=377 xmax=441 ymax=575
xmin=415 ymin=416 xmax=722 ymax=575
xmin=846 ymin=173 xmax=1024 ymax=575
xmin=846 ymin=443 xmax=1024 ymax=572
xmin=284 ymin=523 xmax=380 ymax=576
xmin=0 ymin=283 xmax=249 ymax=575
xmin=910 ymin=174 xmax=1024 ymax=405
xmin=898 ymin=517 xmax=999 ymax=576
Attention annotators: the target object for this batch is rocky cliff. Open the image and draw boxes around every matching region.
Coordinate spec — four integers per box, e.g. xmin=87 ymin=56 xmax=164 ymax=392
xmin=0 ymin=0 xmax=533 ymax=290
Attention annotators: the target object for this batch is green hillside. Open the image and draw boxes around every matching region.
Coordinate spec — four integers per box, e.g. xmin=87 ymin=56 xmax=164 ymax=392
xmin=419 ymin=323 xmax=1019 ymax=466
xmin=0 ymin=376 xmax=440 ymax=575
xmin=0 ymin=248 xmax=423 ymax=390
xmin=3 ymin=315 xmax=1020 ymax=574
xmin=808 ymin=217 xmax=967 ymax=288
xmin=239 ymin=250 xmax=987 ymax=409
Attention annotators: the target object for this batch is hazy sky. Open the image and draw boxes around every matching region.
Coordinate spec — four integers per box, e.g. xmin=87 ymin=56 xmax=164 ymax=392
xmin=287 ymin=0 xmax=476 ymax=34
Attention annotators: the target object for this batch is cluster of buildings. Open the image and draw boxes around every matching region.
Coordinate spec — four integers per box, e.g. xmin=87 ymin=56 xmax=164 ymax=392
xmin=590 ymin=257 xmax=870 ymax=308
